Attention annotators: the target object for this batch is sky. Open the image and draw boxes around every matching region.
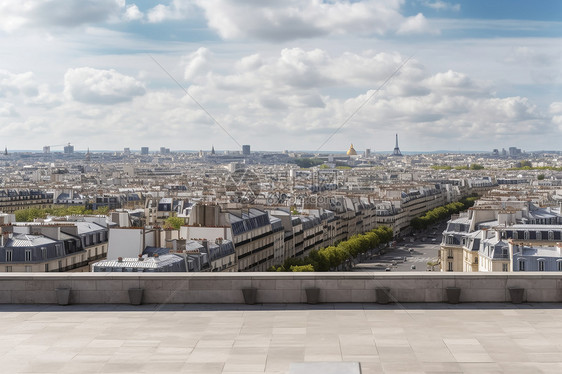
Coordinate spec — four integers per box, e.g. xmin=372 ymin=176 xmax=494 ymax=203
xmin=0 ymin=0 xmax=561 ymax=153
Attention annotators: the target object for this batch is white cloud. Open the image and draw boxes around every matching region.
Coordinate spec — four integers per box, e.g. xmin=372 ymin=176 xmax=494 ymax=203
xmin=550 ymin=102 xmax=562 ymax=130
xmin=173 ymin=47 xmax=555 ymax=150
xmin=0 ymin=0 xmax=127 ymax=32
xmin=422 ymin=1 xmax=460 ymax=12
xmin=192 ymin=0 xmax=438 ymax=41
xmin=1 ymin=45 xmax=558 ymax=151
xmin=0 ymin=70 xmax=38 ymax=97
xmin=64 ymin=67 xmax=146 ymax=104
xmin=550 ymin=102 xmax=562 ymax=115
xmin=424 ymin=70 xmax=489 ymax=97
xmin=183 ymin=47 xmax=211 ymax=81
xmin=147 ymin=0 xmax=191 ymax=23
xmin=397 ymin=13 xmax=436 ymax=35
xmin=123 ymin=4 xmax=143 ymax=21
xmin=0 ymin=103 xmax=18 ymax=117
xmin=504 ymin=46 xmax=560 ymax=84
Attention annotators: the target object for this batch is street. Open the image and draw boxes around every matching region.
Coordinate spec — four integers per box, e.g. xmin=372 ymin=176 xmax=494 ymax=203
xmin=353 ymin=223 xmax=446 ymax=272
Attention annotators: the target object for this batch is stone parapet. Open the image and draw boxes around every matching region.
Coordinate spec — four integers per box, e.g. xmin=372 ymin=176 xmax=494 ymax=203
xmin=0 ymin=272 xmax=561 ymax=304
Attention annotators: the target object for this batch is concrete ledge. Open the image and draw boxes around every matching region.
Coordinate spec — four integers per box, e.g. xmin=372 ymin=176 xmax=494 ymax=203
xmin=0 ymin=272 xmax=561 ymax=304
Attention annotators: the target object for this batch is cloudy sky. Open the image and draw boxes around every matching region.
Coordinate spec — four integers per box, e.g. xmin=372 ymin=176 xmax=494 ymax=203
xmin=1 ymin=0 xmax=561 ymax=153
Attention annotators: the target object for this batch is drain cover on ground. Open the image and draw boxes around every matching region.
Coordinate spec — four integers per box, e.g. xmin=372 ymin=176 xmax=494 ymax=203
xmin=289 ymin=362 xmax=361 ymax=374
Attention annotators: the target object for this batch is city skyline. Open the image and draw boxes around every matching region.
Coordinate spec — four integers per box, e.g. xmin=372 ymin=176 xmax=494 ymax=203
xmin=0 ymin=0 xmax=561 ymax=152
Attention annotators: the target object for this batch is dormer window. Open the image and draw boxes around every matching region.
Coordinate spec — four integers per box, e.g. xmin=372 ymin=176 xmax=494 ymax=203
xmin=538 ymin=259 xmax=545 ymax=271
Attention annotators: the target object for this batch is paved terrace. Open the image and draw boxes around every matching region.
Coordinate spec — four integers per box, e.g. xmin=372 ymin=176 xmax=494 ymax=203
xmin=2 ymin=303 xmax=562 ymax=373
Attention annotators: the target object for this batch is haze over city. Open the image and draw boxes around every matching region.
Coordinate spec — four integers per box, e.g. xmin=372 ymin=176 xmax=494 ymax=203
xmin=1 ymin=0 xmax=560 ymax=152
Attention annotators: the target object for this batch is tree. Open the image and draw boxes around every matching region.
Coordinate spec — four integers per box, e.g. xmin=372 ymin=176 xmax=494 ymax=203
xmin=15 ymin=208 xmax=46 ymax=222
xmin=164 ymin=216 xmax=185 ymax=230
xmin=537 ymin=174 xmax=545 ymax=180
xmin=290 ymin=264 xmax=314 ymax=272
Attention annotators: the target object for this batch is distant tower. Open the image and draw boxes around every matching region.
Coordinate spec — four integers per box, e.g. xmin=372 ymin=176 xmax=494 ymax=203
xmin=141 ymin=147 xmax=149 ymax=155
xmin=391 ymin=134 xmax=403 ymax=156
xmin=4 ymin=147 xmax=7 ymax=156
xmin=63 ymin=143 xmax=74 ymax=154
xmin=242 ymin=145 xmax=251 ymax=155
xmin=85 ymin=148 xmax=91 ymax=162
xmin=211 ymin=145 xmax=215 ymax=155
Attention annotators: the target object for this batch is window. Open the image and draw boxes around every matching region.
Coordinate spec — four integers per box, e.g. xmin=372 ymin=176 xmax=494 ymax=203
xmin=25 ymin=250 xmax=32 ymax=261
xmin=536 ymin=231 xmax=542 ymax=241
xmin=502 ymin=263 xmax=508 ymax=272
xmin=6 ymin=250 xmax=12 ymax=262
xmin=474 ymin=257 xmax=478 ymax=264
xmin=549 ymin=231 xmax=554 ymax=240
xmin=519 ymin=260 xmax=525 ymax=271
xmin=5 ymin=266 xmax=12 ymax=272
xmin=41 ymin=247 xmax=47 ymax=259
xmin=558 ymin=261 xmax=562 ymax=271
xmin=44 ymin=264 xmax=49 ymax=272
xmin=538 ymin=260 xmax=545 ymax=271
xmin=448 ymin=262 xmax=453 ymax=271
xmin=447 ymin=249 xmax=453 ymax=258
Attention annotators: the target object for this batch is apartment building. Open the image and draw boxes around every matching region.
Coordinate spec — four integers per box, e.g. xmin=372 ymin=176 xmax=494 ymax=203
xmin=440 ymin=191 xmax=562 ymax=272
xmin=0 ymin=189 xmax=53 ymax=213
xmin=0 ymin=221 xmax=109 ymax=272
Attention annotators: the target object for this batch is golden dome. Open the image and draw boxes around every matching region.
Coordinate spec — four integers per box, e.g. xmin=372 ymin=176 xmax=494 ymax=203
xmin=347 ymin=143 xmax=357 ymax=156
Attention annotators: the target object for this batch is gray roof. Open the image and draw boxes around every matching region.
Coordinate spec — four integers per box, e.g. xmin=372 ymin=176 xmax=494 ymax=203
xmin=73 ymin=222 xmax=106 ymax=235
xmin=7 ymin=234 xmax=57 ymax=247
xmin=92 ymin=254 xmax=185 ymax=271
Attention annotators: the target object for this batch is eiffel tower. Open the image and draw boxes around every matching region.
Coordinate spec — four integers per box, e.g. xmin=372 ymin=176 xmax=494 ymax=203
xmin=392 ymin=134 xmax=403 ymax=156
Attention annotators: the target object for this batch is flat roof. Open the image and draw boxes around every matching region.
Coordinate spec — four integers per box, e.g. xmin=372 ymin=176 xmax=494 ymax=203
xmin=2 ymin=303 xmax=561 ymax=373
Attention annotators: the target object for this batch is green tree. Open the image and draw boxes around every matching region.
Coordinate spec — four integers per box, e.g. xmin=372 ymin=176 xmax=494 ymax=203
xmin=15 ymin=208 xmax=47 ymax=222
xmin=290 ymin=264 xmax=315 ymax=272
xmin=164 ymin=216 xmax=185 ymax=230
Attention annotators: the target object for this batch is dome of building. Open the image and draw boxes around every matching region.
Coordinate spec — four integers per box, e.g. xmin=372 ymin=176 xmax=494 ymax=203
xmin=347 ymin=144 xmax=357 ymax=156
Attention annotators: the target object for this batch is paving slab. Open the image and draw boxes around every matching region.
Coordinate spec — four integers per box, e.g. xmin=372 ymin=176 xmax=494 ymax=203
xmin=1 ymin=303 xmax=562 ymax=373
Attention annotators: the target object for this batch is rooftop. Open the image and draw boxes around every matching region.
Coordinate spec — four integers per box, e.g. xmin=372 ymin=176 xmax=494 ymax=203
xmin=2 ymin=303 xmax=562 ymax=373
